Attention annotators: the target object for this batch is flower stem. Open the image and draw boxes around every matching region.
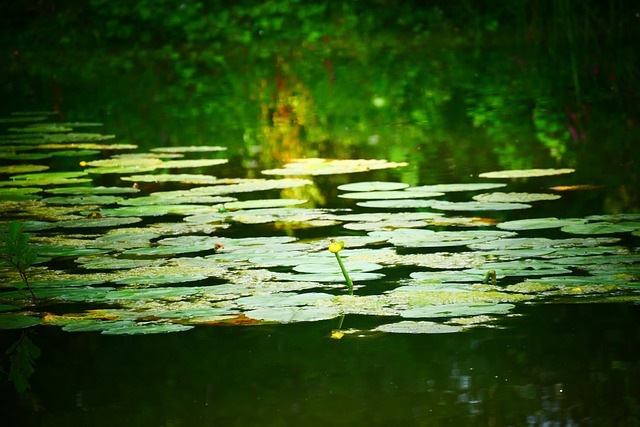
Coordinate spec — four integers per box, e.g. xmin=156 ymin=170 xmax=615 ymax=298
xmin=333 ymin=252 xmax=353 ymax=295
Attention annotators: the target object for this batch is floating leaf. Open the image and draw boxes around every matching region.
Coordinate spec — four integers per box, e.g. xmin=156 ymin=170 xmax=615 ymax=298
xmin=356 ymin=199 xmax=436 ymax=209
xmin=0 ymin=165 xmax=49 ymax=174
xmin=44 ymin=186 xmax=140 ymax=195
xmin=400 ymin=302 xmax=515 ymax=318
xmin=262 ymin=158 xmax=408 ymax=176
xmin=151 ymin=146 xmax=227 ymax=153
xmin=223 ymin=198 xmax=308 ymax=210
xmin=373 ymin=321 xmax=464 ymax=334
xmin=100 ymin=323 xmax=194 ymax=335
xmin=0 ymin=313 xmax=42 ymax=329
xmin=497 ymin=217 xmax=585 ymax=231
xmin=43 ymin=195 xmax=123 ymax=205
xmin=370 ymin=229 xmax=515 ymax=248
xmin=245 ymin=306 xmax=340 ymax=323
xmin=428 ymin=200 xmax=531 ymax=211
xmin=337 ymin=181 xmax=410 ymax=191
xmin=561 ymin=222 xmax=640 ymax=235
xmin=472 ymin=192 xmax=561 ymax=203
xmin=479 ymin=168 xmax=575 ymax=178
xmin=406 ymin=183 xmax=507 ymax=193
xmin=339 ymin=190 xmax=443 ymax=200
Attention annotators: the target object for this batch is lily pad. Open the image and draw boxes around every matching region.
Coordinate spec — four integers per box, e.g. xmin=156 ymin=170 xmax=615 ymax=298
xmin=472 ymin=192 xmax=561 ymax=203
xmin=44 ymin=186 xmax=140 ymax=195
xmin=337 ymin=181 xmax=410 ymax=191
xmin=101 ymin=323 xmax=194 ymax=335
xmin=406 ymin=183 xmax=507 ymax=192
xmin=339 ymin=190 xmax=443 ymax=200
xmin=428 ymin=200 xmax=531 ymax=211
xmin=373 ymin=321 xmax=464 ymax=334
xmin=151 ymin=146 xmax=227 ymax=153
xmin=0 ymin=313 xmax=42 ymax=329
xmin=400 ymin=302 xmax=515 ymax=318
xmin=245 ymin=306 xmax=341 ymax=323
xmin=497 ymin=217 xmax=585 ymax=231
xmin=0 ymin=164 xmax=49 ymax=174
xmin=561 ymin=222 xmax=640 ymax=235
xmin=478 ymin=168 xmax=575 ymax=178
xmin=262 ymin=158 xmax=408 ymax=176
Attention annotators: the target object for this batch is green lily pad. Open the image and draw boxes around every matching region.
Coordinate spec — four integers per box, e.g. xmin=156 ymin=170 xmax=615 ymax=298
xmin=0 ymin=304 xmax=20 ymax=312
xmin=159 ymin=159 xmax=228 ymax=168
xmin=43 ymin=195 xmax=124 ymax=205
xmin=75 ymin=256 xmax=166 ymax=270
xmin=472 ymin=192 xmax=561 ymax=203
xmin=62 ymin=320 xmax=137 ymax=333
xmin=428 ymin=200 xmax=531 ymax=211
xmin=52 ymin=216 xmax=142 ymax=229
xmin=0 ymin=313 xmax=42 ymax=329
xmin=104 ymin=287 xmax=205 ymax=300
xmin=44 ymin=186 xmax=140 ymax=195
xmin=356 ymin=199 xmax=436 ymax=209
xmin=337 ymin=181 xmax=410 ymax=191
xmin=245 ymin=306 xmax=341 ymax=323
xmin=293 ymin=261 xmax=383 ymax=274
xmin=478 ymin=168 xmax=575 ymax=178
xmin=262 ymin=158 xmax=408 ymax=176
xmin=223 ymin=198 xmax=308 ymax=210
xmin=373 ymin=321 xmax=464 ymax=334
xmin=151 ymin=146 xmax=227 ymax=153
xmin=400 ymin=302 xmax=515 ymax=318
xmin=497 ymin=217 xmax=585 ymax=230
xmin=101 ymin=323 xmax=194 ymax=335
xmin=0 ymin=164 xmax=49 ymax=174
xmin=370 ymin=229 xmax=515 ymax=248
xmin=561 ymin=222 xmax=640 ymax=235
xmin=406 ymin=183 xmax=507 ymax=192
xmin=339 ymin=190 xmax=443 ymax=200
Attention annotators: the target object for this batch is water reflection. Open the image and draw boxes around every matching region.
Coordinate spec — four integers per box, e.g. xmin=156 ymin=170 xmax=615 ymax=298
xmin=2 ymin=303 xmax=638 ymax=426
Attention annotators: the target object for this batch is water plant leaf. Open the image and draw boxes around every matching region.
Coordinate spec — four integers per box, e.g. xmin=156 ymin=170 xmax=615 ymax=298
xmin=52 ymin=216 xmax=142 ymax=229
xmin=337 ymin=181 xmax=410 ymax=191
xmin=472 ymin=192 xmax=561 ymax=203
xmin=370 ymin=229 xmax=515 ymax=248
xmin=339 ymin=190 xmax=443 ymax=200
xmin=373 ymin=321 xmax=464 ymax=334
xmin=0 ymin=313 xmax=42 ymax=329
xmin=100 ymin=323 xmax=194 ymax=335
xmin=0 ymin=165 xmax=49 ymax=174
xmin=497 ymin=217 xmax=585 ymax=231
xmin=406 ymin=183 xmax=507 ymax=192
xmin=43 ymin=195 xmax=124 ymax=205
xmin=478 ymin=168 xmax=575 ymax=178
xmin=356 ymin=199 xmax=436 ymax=209
xmin=150 ymin=146 xmax=227 ymax=153
xmin=399 ymin=302 xmax=516 ymax=318
xmin=261 ymin=158 xmax=408 ymax=176
xmin=222 ymin=198 xmax=308 ymax=210
xmin=561 ymin=222 xmax=640 ymax=235
xmin=244 ymin=306 xmax=341 ymax=323
xmin=44 ymin=186 xmax=140 ymax=195
xmin=292 ymin=261 xmax=383 ymax=274
xmin=428 ymin=200 xmax=531 ymax=211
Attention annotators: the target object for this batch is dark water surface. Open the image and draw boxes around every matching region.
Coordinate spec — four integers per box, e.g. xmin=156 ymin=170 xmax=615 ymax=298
xmin=2 ymin=174 xmax=637 ymax=426
xmin=1 ymin=303 xmax=639 ymax=426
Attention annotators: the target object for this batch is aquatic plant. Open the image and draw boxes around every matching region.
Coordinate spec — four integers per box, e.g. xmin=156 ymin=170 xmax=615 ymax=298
xmin=0 ymin=221 xmax=37 ymax=300
xmin=329 ymin=240 xmax=354 ymax=295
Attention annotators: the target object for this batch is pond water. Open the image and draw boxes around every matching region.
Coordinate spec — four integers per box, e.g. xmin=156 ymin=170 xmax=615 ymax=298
xmin=1 ymin=2 xmax=640 ymax=426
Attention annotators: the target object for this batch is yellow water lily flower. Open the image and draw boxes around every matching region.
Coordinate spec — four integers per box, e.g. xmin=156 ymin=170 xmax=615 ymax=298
xmin=328 ymin=241 xmax=344 ymax=253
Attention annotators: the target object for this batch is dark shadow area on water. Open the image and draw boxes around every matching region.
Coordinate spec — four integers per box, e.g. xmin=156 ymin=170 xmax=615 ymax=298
xmin=2 ymin=303 xmax=639 ymax=426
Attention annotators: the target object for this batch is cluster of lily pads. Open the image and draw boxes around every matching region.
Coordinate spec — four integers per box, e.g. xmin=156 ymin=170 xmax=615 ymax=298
xmin=0 ymin=112 xmax=639 ymax=336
